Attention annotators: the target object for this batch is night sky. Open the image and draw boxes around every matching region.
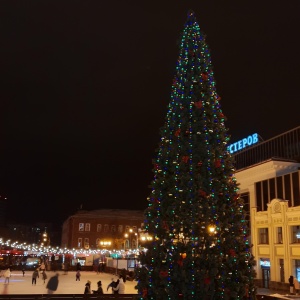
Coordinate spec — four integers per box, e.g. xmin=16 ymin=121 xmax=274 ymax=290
xmin=1 ymin=1 xmax=300 ymax=226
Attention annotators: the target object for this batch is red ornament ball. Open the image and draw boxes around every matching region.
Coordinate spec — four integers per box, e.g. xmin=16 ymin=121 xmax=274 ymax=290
xmin=201 ymin=72 xmax=209 ymax=81
xmin=182 ymin=156 xmax=189 ymax=163
xmin=194 ymin=101 xmax=202 ymax=109
xmin=175 ymin=129 xmax=181 ymax=137
xmin=204 ymin=277 xmax=211 ymax=285
xmin=142 ymin=288 xmax=148 ymax=298
xmin=198 ymin=189 xmax=207 ymax=197
xmin=159 ymin=270 xmax=168 ymax=278
xmin=215 ymin=159 xmax=221 ymax=168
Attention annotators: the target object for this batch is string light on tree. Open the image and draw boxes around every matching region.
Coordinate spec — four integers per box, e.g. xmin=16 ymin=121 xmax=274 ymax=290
xmin=136 ymin=10 xmax=256 ymax=299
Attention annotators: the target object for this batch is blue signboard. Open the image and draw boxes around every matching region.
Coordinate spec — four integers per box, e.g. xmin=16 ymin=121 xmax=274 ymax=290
xmin=227 ymin=133 xmax=259 ymax=154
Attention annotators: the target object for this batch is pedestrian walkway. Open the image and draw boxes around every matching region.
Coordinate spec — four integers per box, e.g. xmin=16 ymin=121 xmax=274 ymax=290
xmin=0 ymin=270 xmax=138 ymax=295
xmin=257 ymin=288 xmax=300 ymax=299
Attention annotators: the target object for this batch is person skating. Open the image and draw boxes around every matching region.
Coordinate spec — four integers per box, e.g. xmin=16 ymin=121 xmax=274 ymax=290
xmin=113 ymin=276 xmax=125 ymax=294
xmin=46 ymin=273 xmax=59 ymax=294
xmin=42 ymin=270 xmax=47 ymax=284
xmin=3 ymin=268 xmax=11 ymax=284
xmin=40 ymin=262 xmax=46 ymax=272
xmin=75 ymin=270 xmax=81 ymax=281
xmin=107 ymin=277 xmax=117 ymax=293
xmin=32 ymin=269 xmax=39 ymax=285
xmin=97 ymin=263 xmax=101 ymax=274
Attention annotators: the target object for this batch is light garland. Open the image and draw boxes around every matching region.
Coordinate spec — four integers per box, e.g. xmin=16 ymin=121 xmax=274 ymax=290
xmin=0 ymin=237 xmax=141 ymax=257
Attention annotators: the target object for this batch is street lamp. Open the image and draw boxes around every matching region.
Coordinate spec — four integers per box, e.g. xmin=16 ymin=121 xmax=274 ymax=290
xmin=208 ymin=225 xmax=216 ymax=234
xmin=99 ymin=240 xmax=111 ymax=248
xmin=124 ymin=233 xmax=129 ymax=249
xmin=40 ymin=229 xmax=49 ymax=246
xmin=208 ymin=225 xmax=217 ymax=248
xmin=139 ymin=232 xmax=153 ymax=245
xmin=124 ymin=228 xmax=139 ymax=249
xmin=124 ymin=231 xmax=134 ymax=249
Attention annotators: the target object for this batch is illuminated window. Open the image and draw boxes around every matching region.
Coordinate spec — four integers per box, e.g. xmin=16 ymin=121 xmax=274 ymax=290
xmin=132 ymin=239 xmax=136 ymax=248
xmin=79 ymin=223 xmax=84 ymax=231
xmin=84 ymin=238 xmax=89 ymax=249
xmin=97 ymin=224 xmax=102 ymax=232
xmin=85 ymin=223 xmax=90 ymax=231
xmin=96 ymin=238 xmax=100 ymax=247
xmin=291 ymin=226 xmax=300 ymax=243
xmin=259 ymin=228 xmax=269 ymax=244
xmin=78 ymin=238 xmax=82 ymax=247
xmin=295 ymin=260 xmax=300 ymax=282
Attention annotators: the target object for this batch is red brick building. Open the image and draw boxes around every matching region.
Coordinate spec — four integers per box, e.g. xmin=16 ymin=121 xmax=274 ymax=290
xmin=61 ymin=209 xmax=144 ymax=250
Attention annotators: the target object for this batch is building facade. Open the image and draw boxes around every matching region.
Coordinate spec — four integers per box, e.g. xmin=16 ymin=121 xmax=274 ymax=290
xmin=61 ymin=209 xmax=144 ymax=250
xmin=233 ymin=126 xmax=300 ymax=291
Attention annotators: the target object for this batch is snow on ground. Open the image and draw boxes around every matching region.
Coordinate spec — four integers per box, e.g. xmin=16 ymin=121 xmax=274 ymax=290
xmin=0 ymin=270 xmax=138 ymax=295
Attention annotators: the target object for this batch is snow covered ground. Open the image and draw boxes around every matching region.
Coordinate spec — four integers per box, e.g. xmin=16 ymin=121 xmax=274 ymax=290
xmin=3 ymin=270 xmax=296 ymax=299
xmin=0 ymin=270 xmax=138 ymax=295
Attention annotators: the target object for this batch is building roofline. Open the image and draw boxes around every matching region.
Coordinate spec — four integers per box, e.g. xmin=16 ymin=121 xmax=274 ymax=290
xmin=63 ymin=209 xmax=145 ymax=223
xmin=235 ymin=157 xmax=299 ymax=173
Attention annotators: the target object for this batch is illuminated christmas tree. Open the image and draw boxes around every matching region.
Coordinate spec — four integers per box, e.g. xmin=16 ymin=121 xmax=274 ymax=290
xmin=136 ymin=11 xmax=256 ymax=300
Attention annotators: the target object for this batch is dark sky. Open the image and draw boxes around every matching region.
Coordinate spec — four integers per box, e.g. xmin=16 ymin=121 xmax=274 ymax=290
xmin=1 ymin=1 xmax=300 ymax=225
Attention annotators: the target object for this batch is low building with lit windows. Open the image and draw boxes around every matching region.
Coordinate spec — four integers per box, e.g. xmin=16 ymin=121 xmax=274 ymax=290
xmin=61 ymin=209 xmax=144 ymax=250
xmin=232 ymin=126 xmax=300 ymax=291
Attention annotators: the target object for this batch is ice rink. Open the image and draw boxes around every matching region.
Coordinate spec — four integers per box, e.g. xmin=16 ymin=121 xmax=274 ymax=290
xmin=0 ymin=270 xmax=138 ymax=295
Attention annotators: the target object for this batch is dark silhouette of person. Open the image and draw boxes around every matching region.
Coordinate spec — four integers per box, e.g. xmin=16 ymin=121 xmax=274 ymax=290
xmin=46 ymin=273 xmax=59 ymax=294
xmin=42 ymin=270 xmax=47 ymax=284
xmin=32 ymin=269 xmax=39 ymax=285
xmin=84 ymin=280 xmax=91 ymax=294
xmin=76 ymin=262 xmax=81 ymax=271
xmin=93 ymin=280 xmax=103 ymax=294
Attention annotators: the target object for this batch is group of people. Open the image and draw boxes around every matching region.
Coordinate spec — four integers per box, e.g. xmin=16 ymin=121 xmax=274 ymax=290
xmin=83 ymin=276 xmax=125 ymax=294
xmin=95 ymin=262 xmax=106 ymax=274
xmin=107 ymin=276 xmax=125 ymax=294
xmin=84 ymin=280 xmax=102 ymax=294
xmin=1 ymin=263 xmax=126 ymax=295
xmin=31 ymin=268 xmax=47 ymax=285
xmin=32 ymin=267 xmax=58 ymax=294
xmin=1 ymin=266 xmax=58 ymax=294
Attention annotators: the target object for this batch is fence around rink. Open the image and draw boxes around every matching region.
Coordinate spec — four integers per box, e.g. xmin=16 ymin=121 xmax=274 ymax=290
xmin=0 ymin=295 xmax=291 ymax=300
xmin=0 ymin=295 xmax=139 ymax=300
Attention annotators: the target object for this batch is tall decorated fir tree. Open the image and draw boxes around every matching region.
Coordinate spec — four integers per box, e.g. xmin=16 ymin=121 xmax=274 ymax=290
xmin=136 ymin=11 xmax=256 ymax=300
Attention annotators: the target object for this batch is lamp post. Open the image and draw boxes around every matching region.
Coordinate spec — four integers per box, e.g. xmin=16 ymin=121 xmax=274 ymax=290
xmin=41 ymin=228 xmax=49 ymax=247
xmin=139 ymin=232 xmax=153 ymax=246
xmin=124 ymin=229 xmax=133 ymax=249
xmin=124 ymin=228 xmax=139 ymax=249
xmin=135 ymin=232 xmax=138 ymax=248
xmin=124 ymin=233 xmax=129 ymax=249
xmin=129 ymin=228 xmax=133 ymax=248
xmin=208 ymin=225 xmax=217 ymax=248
